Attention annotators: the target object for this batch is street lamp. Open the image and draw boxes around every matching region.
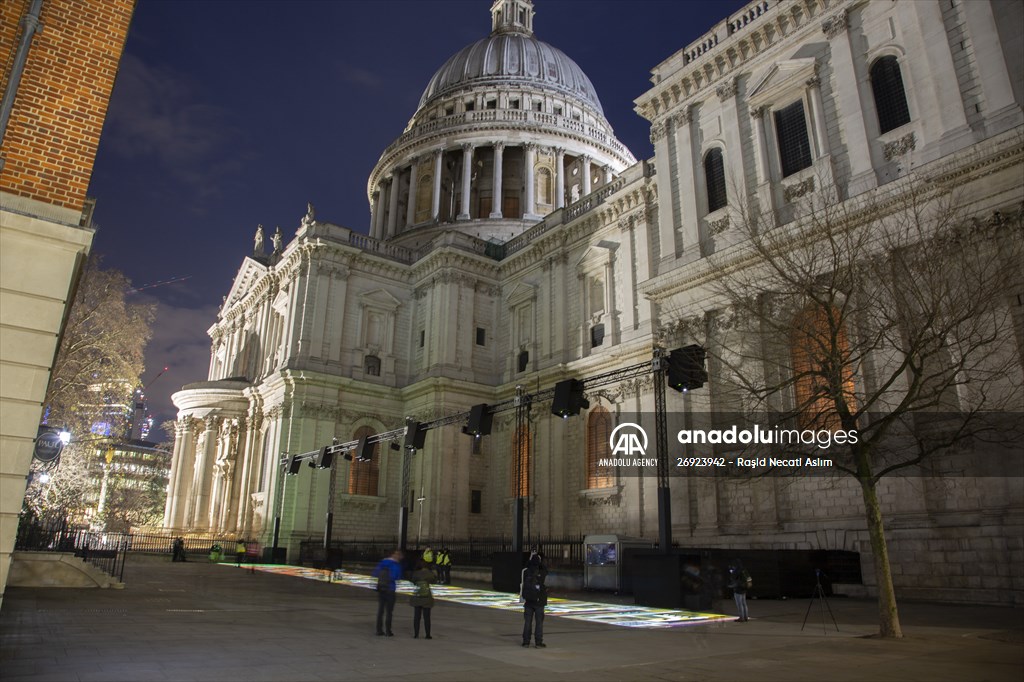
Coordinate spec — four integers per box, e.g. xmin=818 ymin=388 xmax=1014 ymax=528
xmin=416 ymin=492 xmax=426 ymax=547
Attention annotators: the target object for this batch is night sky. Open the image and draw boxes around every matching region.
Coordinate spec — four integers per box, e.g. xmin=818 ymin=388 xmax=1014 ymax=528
xmin=86 ymin=0 xmax=747 ymax=440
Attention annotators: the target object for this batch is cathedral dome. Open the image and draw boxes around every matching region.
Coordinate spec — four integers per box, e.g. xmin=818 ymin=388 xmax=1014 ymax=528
xmin=418 ymin=32 xmax=604 ymax=116
xmin=366 ymin=0 xmax=635 ymax=247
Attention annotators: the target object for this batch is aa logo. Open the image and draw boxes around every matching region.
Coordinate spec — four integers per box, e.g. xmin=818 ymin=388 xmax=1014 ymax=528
xmin=609 ymin=423 xmax=648 ymax=456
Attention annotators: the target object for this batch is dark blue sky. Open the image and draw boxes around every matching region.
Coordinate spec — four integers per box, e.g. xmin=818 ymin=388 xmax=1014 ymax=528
xmin=87 ymin=0 xmax=746 ymax=439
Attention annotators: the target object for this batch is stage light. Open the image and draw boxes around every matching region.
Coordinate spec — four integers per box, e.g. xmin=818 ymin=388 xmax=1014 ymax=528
xmin=355 ymin=436 xmax=374 ymax=462
xmin=286 ymin=454 xmax=302 ymax=475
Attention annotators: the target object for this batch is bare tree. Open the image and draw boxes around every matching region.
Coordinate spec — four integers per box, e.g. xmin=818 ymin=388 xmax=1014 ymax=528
xmin=24 ymin=258 xmax=155 ymax=523
xmin=665 ymin=175 xmax=1023 ymax=638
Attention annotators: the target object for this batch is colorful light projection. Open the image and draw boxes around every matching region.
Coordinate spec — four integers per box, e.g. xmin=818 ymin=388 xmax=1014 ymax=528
xmin=235 ymin=564 xmax=732 ymax=629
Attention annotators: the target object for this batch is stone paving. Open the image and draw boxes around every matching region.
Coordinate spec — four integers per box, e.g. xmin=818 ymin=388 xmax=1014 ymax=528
xmin=1 ymin=554 xmax=1021 ymax=681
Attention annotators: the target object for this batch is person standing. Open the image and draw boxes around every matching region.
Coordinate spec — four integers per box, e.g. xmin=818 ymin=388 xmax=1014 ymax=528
xmin=373 ymin=550 xmax=403 ymax=636
xmin=422 ymin=545 xmax=437 ymax=582
xmin=437 ymin=548 xmax=452 ymax=585
xmin=728 ymin=562 xmax=752 ymax=622
xmin=235 ymin=539 xmax=247 ymax=567
xmin=521 ymin=552 xmax=548 ymax=648
xmin=172 ymin=537 xmax=186 ymax=562
xmin=408 ymin=559 xmax=435 ymax=639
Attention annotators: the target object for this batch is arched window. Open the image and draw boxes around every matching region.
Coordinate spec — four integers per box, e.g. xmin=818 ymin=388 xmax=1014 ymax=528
xmin=586 ymin=407 xmax=613 ymax=489
xmin=704 ymin=148 xmax=727 ymax=213
xmin=348 ymin=425 xmax=379 ymax=496
xmin=870 ymin=56 xmax=910 ymax=134
xmin=790 ymin=304 xmax=857 ymax=431
xmin=511 ymin=425 xmax=531 ymax=497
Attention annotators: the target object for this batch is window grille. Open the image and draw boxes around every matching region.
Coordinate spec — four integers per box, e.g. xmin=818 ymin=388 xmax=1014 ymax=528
xmin=774 ymin=100 xmax=812 ymax=177
xmin=870 ymin=56 xmax=911 ymax=134
xmin=586 ymin=407 xmax=613 ymax=489
xmin=348 ymin=425 xmax=379 ymax=496
xmin=511 ymin=425 xmax=531 ymax=497
xmin=704 ymin=148 xmax=727 ymax=212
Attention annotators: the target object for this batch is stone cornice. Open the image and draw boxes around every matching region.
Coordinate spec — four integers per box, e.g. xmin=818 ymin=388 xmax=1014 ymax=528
xmin=637 ymin=0 xmax=849 ymax=126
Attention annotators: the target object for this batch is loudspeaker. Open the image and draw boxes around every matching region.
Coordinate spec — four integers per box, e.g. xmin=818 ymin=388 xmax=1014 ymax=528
xmin=355 ymin=435 xmax=375 ymax=462
xmin=466 ymin=403 xmax=492 ymax=437
xmin=551 ymin=378 xmax=589 ymax=418
xmin=286 ymin=454 xmax=302 ymax=475
xmin=404 ymin=420 xmax=427 ymax=450
xmin=314 ymin=446 xmax=333 ymax=469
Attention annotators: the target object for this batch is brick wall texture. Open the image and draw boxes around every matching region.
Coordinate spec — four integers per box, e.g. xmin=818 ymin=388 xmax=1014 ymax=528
xmin=0 ymin=0 xmax=135 ymax=211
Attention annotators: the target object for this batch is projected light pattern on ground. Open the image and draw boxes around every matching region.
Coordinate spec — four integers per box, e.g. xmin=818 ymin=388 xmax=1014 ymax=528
xmin=234 ymin=564 xmax=732 ymax=629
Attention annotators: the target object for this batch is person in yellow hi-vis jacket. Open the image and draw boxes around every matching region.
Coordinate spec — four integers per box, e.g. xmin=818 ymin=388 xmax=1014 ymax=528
xmin=422 ymin=545 xmax=436 ymax=582
xmin=437 ymin=548 xmax=452 ymax=585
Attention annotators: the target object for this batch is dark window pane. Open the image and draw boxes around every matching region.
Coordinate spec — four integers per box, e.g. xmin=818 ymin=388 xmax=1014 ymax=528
xmin=471 ymin=490 xmax=481 ymax=514
xmin=476 ymin=327 xmax=486 ymax=346
xmin=774 ymin=100 xmax=813 ymax=177
xmin=591 ymin=324 xmax=605 ymax=348
xmin=518 ymin=350 xmax=529 ymax=373
xmin=704 ymin=148 xmax=727 ymax=212
xmin=870 ymin=56 xmax=911 ymax=134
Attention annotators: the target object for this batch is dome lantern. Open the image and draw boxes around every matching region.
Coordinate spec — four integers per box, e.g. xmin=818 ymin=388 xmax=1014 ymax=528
xmin=491 ymin=0 xmax=535 ymax=36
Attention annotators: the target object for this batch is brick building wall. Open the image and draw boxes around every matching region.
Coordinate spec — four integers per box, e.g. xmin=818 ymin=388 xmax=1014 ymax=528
xmin=0 ymin=0 xmax=135 ymax=211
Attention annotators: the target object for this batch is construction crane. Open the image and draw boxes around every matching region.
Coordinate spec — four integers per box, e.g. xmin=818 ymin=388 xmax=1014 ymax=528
xmin=127 ymin=275 xmax=192 ymax=294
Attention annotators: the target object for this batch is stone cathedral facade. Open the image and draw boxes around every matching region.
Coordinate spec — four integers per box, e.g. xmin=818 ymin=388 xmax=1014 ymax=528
xmin=165 ymin=0 xmax=1023 ymax=604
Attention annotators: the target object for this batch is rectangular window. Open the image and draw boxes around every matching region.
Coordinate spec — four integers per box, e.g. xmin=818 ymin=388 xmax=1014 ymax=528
xmin=590 ymin=324 xmax=605 ymax=348
xmin=486 ymin=99 xmax=497 ymax=110
xmin=774 ymin=100 xmax=813 ymax=178
xmin=465 ymin=100 xmax=475 ymax=112
xmin=533 ymin=101 xmax=542 ymax=112
xmin=509 ymin=99 xmax=520 ymax=110
xmin=419 ymin=330 xmax=425 ymax=348
xmin=554 ymin=105 xmax=563 ymax=116
xmin=471 ymin=490 xmax=482 ymax=514
xmin=476 ymin=327 xmax=486 ymax=346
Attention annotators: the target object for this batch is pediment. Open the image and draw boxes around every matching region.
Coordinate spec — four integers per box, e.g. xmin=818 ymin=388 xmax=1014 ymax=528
xmin=358 ymin=288 xmax=403 ymax=311
xmin=575 ymin=240 xmax=619 ymax=270
xmin=747 ymin=57 xmax=818 ymax=105
xmin=223 ymin=257 xmax=269 ymax=311
xmin=505 ymin=280 xmax=537 ymax=307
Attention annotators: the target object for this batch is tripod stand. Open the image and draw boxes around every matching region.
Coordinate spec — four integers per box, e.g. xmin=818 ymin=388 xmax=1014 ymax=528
xmin=801 ymin=569 xmax=839 ymax=633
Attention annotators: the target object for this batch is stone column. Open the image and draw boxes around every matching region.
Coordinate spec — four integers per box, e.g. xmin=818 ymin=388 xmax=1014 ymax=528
xmin=554 ymin=147 xmax=565 ymax=209
xmin=190 ymin=416 xmax=218 ymax=529
xmin=431 ymin=149 xmax=443 ymax=222
xmin=672 ymin=109 xmax=699 ymax=258
xmin=651 ymin=122 xmax=677 ymax=262
xmin=458 ymin=143 xmax=473 ymax=220
xmin=386 ymin=172 xmax=400 ymax=237
xmin=806 ymin=73 xmax=830 ymax=159
xmin=960 ymin=0 xmax=1021 ymax=127
xmin=822 ymin=12 xmax=875 ymax=190
xmin=372 ymin=189 xmax=385 ymax=240
xmin=490 ymin=143 xmax=504 ymax=218
xmin=405 ymin=157 xmax=419 ymax=227
xmin=523 ymin=143 xmax=537 ymax=218
xmin=895 ymin=1 xmax=970 ymax=152
xmin=580 ymin=154 xmax=592 ymax=196
xmin=750 ymin=106 xmax=775 ymax=214
xmin=164 ymin=419 xmax=193 ymax=528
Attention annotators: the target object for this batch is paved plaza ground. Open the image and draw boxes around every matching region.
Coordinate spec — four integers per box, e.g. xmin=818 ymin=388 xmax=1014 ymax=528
xmin=1 ymin=554 xmax=1021 ymax=681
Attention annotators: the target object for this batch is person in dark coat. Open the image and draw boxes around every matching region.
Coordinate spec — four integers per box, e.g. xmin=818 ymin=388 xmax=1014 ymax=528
xmin=408 ymin=559 xmax=435 ymax=639
xmin=521 ymin=552 xmax=548 ymax=648
xmin=372 ymin=550 xmax=403 ymax=636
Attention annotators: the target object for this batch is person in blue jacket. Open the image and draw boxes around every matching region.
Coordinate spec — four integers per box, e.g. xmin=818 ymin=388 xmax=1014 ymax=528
xmin=372 ymin=549 xmax=404 ymax=636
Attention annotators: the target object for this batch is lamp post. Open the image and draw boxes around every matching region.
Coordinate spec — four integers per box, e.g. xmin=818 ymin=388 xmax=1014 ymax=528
xmin=416 ymin=492 xmax=426 ymax=547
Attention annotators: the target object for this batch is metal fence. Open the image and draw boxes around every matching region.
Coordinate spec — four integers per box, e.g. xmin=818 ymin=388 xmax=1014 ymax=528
xmin=299 ymin=535 xmax=586 ymax=571
xmin=15 ymin=521 xmax=128 ymax=582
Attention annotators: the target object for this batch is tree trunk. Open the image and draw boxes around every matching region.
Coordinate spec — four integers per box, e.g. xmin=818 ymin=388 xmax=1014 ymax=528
xmin=859 ymin=476 xmax=903 ymax=638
